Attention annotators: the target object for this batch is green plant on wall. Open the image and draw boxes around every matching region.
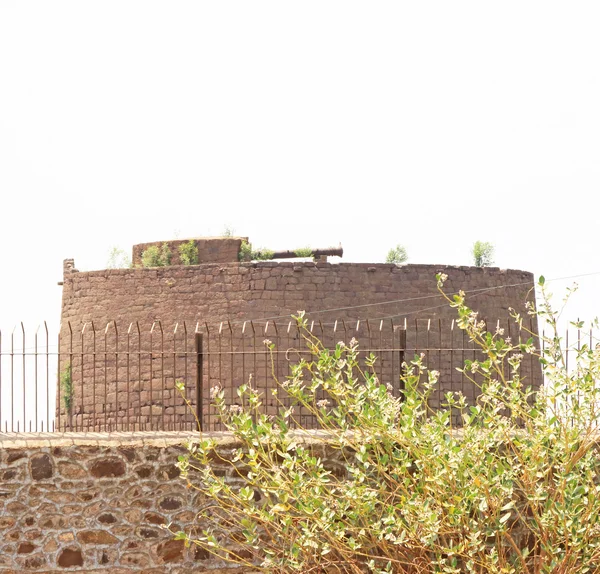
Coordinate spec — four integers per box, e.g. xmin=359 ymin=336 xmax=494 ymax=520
xmin=60 ymin=362 xmax=73 ymax=411
xmin=141 ymin=243 xmax=172 ymax=267
xmin=239 ymin=240 xmax=274 ymax=262
xmin=472 ymin=240 xmax=494 ymax=267
xmin=294 ymin=246 xmax=314 ymax=258
xmin=178 ymin=240 xmax=199 ymax=265
xmin=106 ymin=246 xmax=132 ymax=269
xmin=385 ymin=244 xmax=408 ymax=264
xmin=159 ymin=242 xmax=171 ymax=266
xmin=141 ymin=246 xmax=161 ymax=267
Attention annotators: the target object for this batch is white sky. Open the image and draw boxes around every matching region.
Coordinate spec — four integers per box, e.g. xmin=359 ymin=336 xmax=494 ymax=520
xmin=1 ymin=1 xmax=600 ymax=331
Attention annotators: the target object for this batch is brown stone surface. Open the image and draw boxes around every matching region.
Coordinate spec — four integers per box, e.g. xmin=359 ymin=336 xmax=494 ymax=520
xmin=58 ymin=258 xmax=541 ymax=431
xmin=89 ymin=457 xmax=126 ymax=478
xmin=17 ymin=542 xmax=35 ymax=554
xmin=57 ymin=547 xmax=84 ymax=567
xmin=157 ymin=539 xmax=185 ymax=563
xmin=30 ymin=453 xmax=53 ymax=480
xmin=0 ymin=432 xmax=257 ymax=572
xmin=77 ymin=529 xmax=119 ymax=545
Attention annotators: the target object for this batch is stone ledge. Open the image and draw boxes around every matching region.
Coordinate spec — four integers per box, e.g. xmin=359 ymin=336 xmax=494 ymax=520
xmin=0 ymin=429 xmax=335 ymax=449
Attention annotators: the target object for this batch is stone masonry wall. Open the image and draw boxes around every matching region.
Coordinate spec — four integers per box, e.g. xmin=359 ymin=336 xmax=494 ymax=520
xmin=58 ymin=261 xmax=540 ymax=431
xmin=0 ymin=431 xmax=252 ymax=573
xmin=61 ymin=261 xmax=535 ymax=328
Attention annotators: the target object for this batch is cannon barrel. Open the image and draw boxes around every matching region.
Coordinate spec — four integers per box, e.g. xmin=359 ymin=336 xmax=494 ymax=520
xmin=267 ymin=246 xmax=343 ymax=260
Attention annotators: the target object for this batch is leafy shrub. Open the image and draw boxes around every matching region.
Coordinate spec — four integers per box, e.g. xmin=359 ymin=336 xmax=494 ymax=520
xmin=159 ymin=242 xmax=172 ymax=266
xmin=178 ymin=240 xmax=199 ymax=265
xmin=239 ymin=240 xmax=274 ymax=262
xmin=141 ymin=243 xmax=172 ymax=267
xmin=294 ymin=246 xmax=314 ymax=258
xmin=472 ymin=241 xmax=494 ymax=267
xmin=174 ymin=277 xmax=600 ymax=573
xmin=386 ymin=244 xmax=408 ymax=264
xmin=106 ymin=246 xmax=131 ymax=269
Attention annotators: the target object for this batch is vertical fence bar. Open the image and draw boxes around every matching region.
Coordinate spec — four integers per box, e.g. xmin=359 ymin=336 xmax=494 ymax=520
xmin=127 ymin=323 xmax=132 ymax=432
xmin=56 ymin=326 xmax=61 ymax=432
xmin=264 ymin=322 xmax=269 ymax=422
xmin=34 ymin=325 xmax=39 ymax=432
xmin=273 ymin=321 xmax=280 ymax=417
xmin=104 ymin=323 xmax=110 ymax=432
xmin=205 ymin=323 xmax=211 ymax=430
xmin=158 ymin=321 xmax=164 ymax=431
xmin=113 ymin=321 xmax=119 ymax=432
xmin=251 ymin=321 xmax=256 ymax=428
xmin=172 ymin=323 xmax=178 ymax=432
xmin=196 ymin=333 xmax=203 ymax=431
xmin=150 ymin=322 xmax=156 ymax=431
xmin=136 ymin=322 xmax=141 ymax=431
xmin=218 ymin=323 xmax=224 ymax=430
xmin=10 ymin=326 xmax=15 ymax=432
xmin=242 ymin=322 xmax=247 ymax=417
xmin=183 ymin=322 xmax=188 ymax=431
xmin=81 ymin=323 xmax=87 ymax=432
xmin=399 ymin=325 xmax=406 ymax=394
xmin=91 ymin=322 xmax=96 ymax=431
xmin=228 ymin=321 xmax=234 ymax=419
xmin=44 ymin=322 xmax=49 ymax=432
xmin=450 ymin=319 xmax=455 ymax=405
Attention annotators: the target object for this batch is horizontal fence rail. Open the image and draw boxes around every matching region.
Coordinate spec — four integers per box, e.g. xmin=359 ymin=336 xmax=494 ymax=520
xmin=0 ymin=317 xmax=547 ymax=433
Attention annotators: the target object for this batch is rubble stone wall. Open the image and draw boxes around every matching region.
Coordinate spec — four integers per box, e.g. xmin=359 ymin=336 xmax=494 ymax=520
xmin=0 ymin=432 xmax=251 ymax=573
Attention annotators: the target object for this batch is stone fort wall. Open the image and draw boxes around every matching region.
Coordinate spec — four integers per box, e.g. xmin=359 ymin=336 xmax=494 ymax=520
xmin=58 ymin=238 xmax=540 ymax=430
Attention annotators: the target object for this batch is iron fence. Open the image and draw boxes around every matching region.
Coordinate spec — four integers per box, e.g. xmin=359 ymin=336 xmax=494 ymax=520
xmin=0 ymin=317 xmax=543 ymax=433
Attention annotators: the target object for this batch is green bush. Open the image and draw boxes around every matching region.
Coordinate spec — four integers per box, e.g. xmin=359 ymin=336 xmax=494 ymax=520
xmin=141 ymin=243 xmax=172 ymax=267
xmin=386 ymin=244 xmax=408 ymax=264
xmin=178 ymin=240 xmax=199 ymax=265
xmin=239 ymin=240 xmax=274 ymax=262
xmin=472 ymin=241 xmax=494 ymax=267
xmin=294 ymin=246 xmax=314 ymax=258
xmin=174 ymin=277 xmax=600 ymax=573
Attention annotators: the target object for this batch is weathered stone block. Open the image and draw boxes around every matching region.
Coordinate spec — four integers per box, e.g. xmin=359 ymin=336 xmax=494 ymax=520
xmin=58 ymin=547 xmax=84 ymax=567
xmin=89 ymin=457 xmax=126 ymax=478
xmin=77 ymin=529 xmax=119 ymax=545
xmin=30 ymin=453 xmax=53 ymax=480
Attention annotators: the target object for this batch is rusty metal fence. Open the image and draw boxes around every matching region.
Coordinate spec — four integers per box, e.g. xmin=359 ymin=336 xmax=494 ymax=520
xmin=0 ymin=318 xmax=542 ymax=434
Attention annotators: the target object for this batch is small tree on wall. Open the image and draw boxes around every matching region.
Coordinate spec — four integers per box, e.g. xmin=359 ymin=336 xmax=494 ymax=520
xmin=106 ymin=247 xmax=131 ymax=269
xmin=178 ymin=240 xmax=199 ymax=265
xmin=472 ymin=240 xmax=494 ymax=267
xmin=141 ymin=243 xmax=172 ymax=267
xmin=385 ymin=244 xmax=408 ymax=264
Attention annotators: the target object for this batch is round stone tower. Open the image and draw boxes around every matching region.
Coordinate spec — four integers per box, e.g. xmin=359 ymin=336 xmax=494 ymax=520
xmin=58 ymin=237 xmax=540 ymax=431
